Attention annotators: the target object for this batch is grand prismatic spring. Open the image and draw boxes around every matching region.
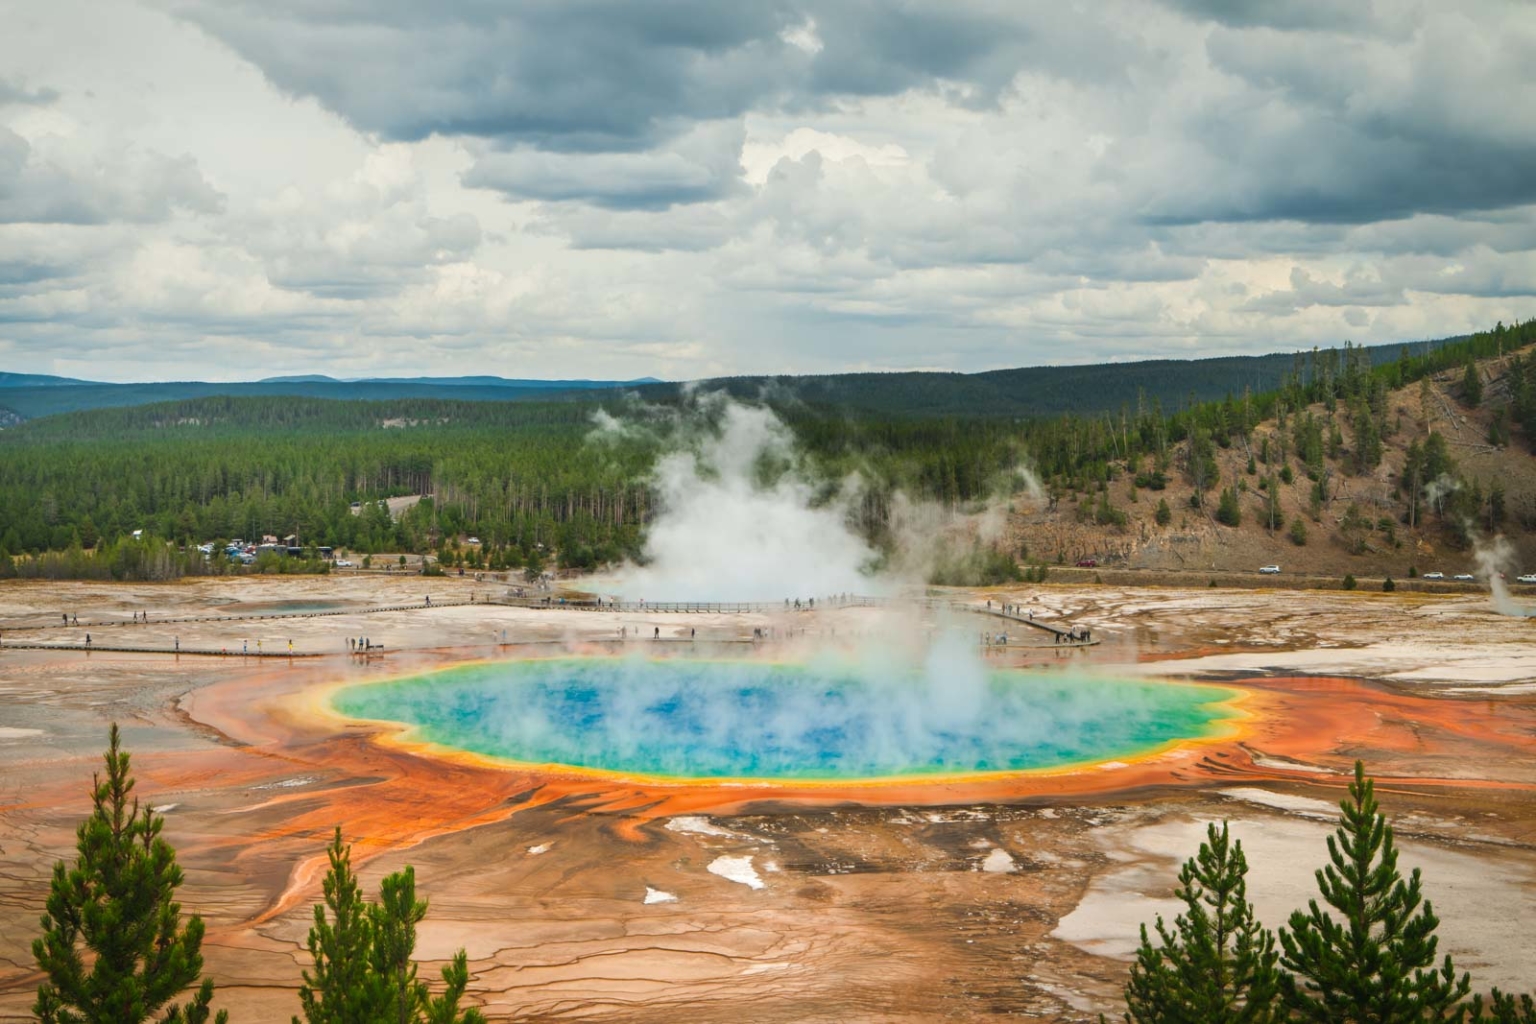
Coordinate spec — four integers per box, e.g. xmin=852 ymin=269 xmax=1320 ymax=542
xmin=330 ymin=658 xmax=1242 ymax=782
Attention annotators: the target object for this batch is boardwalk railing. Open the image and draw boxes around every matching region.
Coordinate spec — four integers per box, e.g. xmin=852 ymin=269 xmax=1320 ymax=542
xmin=0 ymin=598 xmax=474 ymax=632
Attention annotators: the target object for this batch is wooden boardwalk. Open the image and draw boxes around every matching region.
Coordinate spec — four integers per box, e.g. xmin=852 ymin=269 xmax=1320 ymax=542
xmin=0 ymin=641 xmax=322 ymax=658
xmin=0 ymin=598 xmax=474 ymax=632
xmin=0 ymin=592 xmax=1098 ymax=654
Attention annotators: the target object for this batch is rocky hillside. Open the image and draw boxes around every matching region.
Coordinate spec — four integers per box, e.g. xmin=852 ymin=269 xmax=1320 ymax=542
xmin=1009 ymin=346 xmax=1536 ymax=581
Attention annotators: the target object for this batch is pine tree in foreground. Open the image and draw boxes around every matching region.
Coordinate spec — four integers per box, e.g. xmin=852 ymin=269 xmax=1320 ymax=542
xmin=1115 ymin=822 xmax=1280 ymax=1024
xmin=294 ymin=828 xmax=376 ymax=1024
xmin=1469 ymin=991 xmax=1536 ymax=1023
xmin=295 ymin=828 xmax=485 ymax=1024
xmin=32 ymin=723 xmax=228 ymax=1024
xmin=1278 ymin=761 xmax=1470 ymax=1023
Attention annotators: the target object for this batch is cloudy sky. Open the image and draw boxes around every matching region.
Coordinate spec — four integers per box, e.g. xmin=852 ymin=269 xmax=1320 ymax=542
xmin=2 ymin=0 xmax=1534 ymax=382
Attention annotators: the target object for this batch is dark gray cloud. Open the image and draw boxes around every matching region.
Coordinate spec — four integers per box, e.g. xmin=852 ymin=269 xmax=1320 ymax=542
xmin=178 ymin=0 xmax=1536 ymax=232
xmin=1140 ymin=10 xmax=1536 ymax=225
xmin=178 ymin=0 xmax=805 ymax=151
xmin=1159 ymin=0 xmax=1387 ymax=34
xmin=462 ymin=121 xmax=747 ymax=210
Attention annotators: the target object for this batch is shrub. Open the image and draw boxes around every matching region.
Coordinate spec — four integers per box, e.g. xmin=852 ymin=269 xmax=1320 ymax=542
xmin=1289 ymin=517 xmax=1308 ymax=546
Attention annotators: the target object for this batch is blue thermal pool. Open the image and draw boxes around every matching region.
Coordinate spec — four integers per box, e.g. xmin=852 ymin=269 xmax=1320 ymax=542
xmin=330 ymin=658 xmax=1241 ymax=781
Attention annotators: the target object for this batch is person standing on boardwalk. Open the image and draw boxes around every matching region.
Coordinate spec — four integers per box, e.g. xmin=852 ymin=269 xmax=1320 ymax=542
xmin=174 ymin=636 xmax=179 ymax=652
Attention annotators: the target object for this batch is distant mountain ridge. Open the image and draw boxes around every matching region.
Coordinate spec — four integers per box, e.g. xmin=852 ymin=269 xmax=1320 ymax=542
xmin=257 ymin=374 xmax=663 ymax=387
xmin=351 ymin=375 xmax=663 ymax=388
xmin=0 ymin=336 xmax=1458 ymax=422
xmin=0 ymin=371 xmax=97 ymax=388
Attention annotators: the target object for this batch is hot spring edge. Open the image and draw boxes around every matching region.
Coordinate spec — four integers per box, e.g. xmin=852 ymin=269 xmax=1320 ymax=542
xmin=328 ymin=657 xmax=1244 ymax=783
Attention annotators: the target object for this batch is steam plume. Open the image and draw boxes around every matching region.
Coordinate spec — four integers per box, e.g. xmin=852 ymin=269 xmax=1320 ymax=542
xmin=614 ymin=401 xmax=880 ymax=601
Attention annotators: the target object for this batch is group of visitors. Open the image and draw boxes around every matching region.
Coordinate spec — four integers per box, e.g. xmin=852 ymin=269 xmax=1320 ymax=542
xmin=985 ymin=600 xmax=1032 ymax=620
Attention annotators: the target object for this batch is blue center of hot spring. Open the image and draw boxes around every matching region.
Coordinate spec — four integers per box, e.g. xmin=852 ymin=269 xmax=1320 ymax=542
xmin=331 ymin=658 xmax=1238 ymax=781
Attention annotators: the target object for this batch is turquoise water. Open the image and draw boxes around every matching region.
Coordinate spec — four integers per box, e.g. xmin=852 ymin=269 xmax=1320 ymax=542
xmin=331 ymin=658 xmax=1238 ymax=781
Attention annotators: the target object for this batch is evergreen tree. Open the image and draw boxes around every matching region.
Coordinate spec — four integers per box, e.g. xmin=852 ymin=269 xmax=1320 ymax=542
xmin=295 ymin=829 xmax=378 ymax=1024
xmin=1216 ymin=486 xmax=1242 ymax=527
xmin=1263 ymin=476 xmax=1282 ymax=533
xmin=1468 ymin=991 xmax=1536 ymax=1023
xmin=296 ymin=829 xmax=485 ymax=1024
xmin=32 ymin=724 xmax=227 ymax=1024
xmin=523 ymin=547 xmax=546 ymax=583
xmin=1341 ymin=502 xmax=1371 ymax=555
xmin=1462 ymin=361 xmax=1483 ymax=408
xmin=1155 ymin=498 xmax=1172 ymax=527
xmin=1118 ymin=823 xmax=1281 ymax=1024
xmin=1278 ymin=762 xmax=1471 ymax=1022
xmin=1289 ymin=517 xmax=1308 ymax=546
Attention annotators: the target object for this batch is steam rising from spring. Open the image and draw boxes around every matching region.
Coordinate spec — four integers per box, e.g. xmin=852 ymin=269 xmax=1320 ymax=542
xmin=606 ymin=396 xmax=1041 ymax=601
xmin=1472 ymin=532 xmax=1533 ymax=618
xmin=614 ymin=402 xmax=879 ymax=601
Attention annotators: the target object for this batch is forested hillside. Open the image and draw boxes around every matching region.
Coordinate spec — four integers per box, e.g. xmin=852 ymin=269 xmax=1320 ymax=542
xmin=628 ymin=338 xmax=1454 ymax=419
xmin=0 ymin=321 xmax=1530 ymax=581
xmin=0 ymin=335 xmax=1458 ymax=422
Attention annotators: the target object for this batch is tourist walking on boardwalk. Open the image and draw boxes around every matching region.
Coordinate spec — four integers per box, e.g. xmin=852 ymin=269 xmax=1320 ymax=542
xmin=174 ymin=636 xmax=179 ymax=652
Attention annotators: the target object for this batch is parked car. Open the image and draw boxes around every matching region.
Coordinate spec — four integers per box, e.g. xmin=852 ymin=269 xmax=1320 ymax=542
xmin=1453 ymin=573 xmax=1475 ymax=581
xmin=1518 ymin=574 xmax=1536 ymax=584
xmin=1075 ymin=559 xmax=1098 ymax=568
xmin=1422 ymin=571 xmax=1445 ymax=580
xmin=335 ymin=559 xmax=354 ymax=568
xmin=1258 ymin=565 xmax=1281 ymax=574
